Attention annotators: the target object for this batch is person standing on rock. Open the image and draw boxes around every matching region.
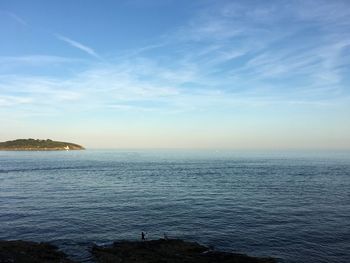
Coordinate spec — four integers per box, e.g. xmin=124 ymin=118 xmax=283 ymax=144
xmin=141 ymin=231 xmax=146 ymax=241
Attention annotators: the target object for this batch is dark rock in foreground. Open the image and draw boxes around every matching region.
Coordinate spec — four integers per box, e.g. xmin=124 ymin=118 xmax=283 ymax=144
xmin=0 ymin=240 xmax=75 ymax=263
xmin=0 ymin=239 xmax=276 ymax=263
xmin=91 ymin=239 xmax=276 ymax=263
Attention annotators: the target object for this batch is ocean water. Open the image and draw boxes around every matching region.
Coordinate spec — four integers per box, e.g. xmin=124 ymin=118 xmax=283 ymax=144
xmin=0 ymin=150 xmax=349 ymax=263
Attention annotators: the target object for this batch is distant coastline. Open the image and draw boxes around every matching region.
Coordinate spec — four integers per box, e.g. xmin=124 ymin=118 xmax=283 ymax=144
xmin=0 ymin=139 xmax=85 ymax=151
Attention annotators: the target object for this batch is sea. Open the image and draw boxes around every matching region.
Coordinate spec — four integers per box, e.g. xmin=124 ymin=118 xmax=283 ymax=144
xmin=0 ymin=150 xmax=349 ymax=263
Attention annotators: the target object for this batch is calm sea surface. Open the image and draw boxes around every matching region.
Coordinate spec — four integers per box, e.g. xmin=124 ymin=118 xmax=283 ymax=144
xmin=0 ymin=150 xmax=349 ymax=262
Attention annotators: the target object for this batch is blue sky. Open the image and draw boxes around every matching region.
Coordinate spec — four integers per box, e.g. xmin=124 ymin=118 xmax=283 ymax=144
xmin=0 ymin=0 xmax=350 ymax=149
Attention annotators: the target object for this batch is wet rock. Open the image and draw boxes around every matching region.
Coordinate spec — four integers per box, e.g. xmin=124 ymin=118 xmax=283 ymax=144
xmin=91 ymin=239 xmax=276 ymax=263
xmin=0 ymin=240 xmax=76 ymax=263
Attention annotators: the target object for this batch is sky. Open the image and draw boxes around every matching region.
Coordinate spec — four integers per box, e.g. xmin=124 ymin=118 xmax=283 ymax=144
xmin=0 ymin=0 xmax=350 ymax=149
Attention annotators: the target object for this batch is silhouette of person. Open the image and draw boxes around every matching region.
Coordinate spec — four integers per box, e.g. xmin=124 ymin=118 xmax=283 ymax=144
xmin=141 ymin=231 xmax=145 ymax=241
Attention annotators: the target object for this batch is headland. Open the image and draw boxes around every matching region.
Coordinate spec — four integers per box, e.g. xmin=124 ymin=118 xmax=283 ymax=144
xmin=0 ymin=139 xmax=85 ymax=151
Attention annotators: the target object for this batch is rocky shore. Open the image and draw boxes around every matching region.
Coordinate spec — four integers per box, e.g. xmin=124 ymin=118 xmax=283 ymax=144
xmin=92 ymin=239 xmax=276 ymax=263
xmin=0 ymin=240 xmax=75 ymax=263
xmin=0 ymin=239 xmax=276 ymax=263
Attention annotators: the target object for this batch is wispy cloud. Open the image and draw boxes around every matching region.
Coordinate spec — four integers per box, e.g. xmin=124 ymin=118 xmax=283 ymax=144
xmin=0 ymin=57 xmax=339 ymax=118
xmin=169 ymin=0 xmax=350 ymax=96
xmin=0 ymin=55 xmax=86 ymax=75
xmin=54 ymin=33 xmax=102 ymax=59
xmin=1 ymin=1 xmax=350 ymax=116
xmin=6 ymin=11 xmax=28 ymax=26
xmin=0 ymin=95 xmax=32 ymax=107
xmin=0 ymin=55 xmax=82 ymax=65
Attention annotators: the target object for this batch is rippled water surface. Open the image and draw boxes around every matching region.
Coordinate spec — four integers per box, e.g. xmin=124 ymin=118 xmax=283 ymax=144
xmin=0 ymin=150 xmax=349 ymax=262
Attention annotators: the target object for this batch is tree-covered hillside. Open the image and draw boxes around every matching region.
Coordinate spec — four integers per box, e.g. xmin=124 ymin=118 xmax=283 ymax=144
xmin=0 ymin=139 xmax=85 ymax=150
